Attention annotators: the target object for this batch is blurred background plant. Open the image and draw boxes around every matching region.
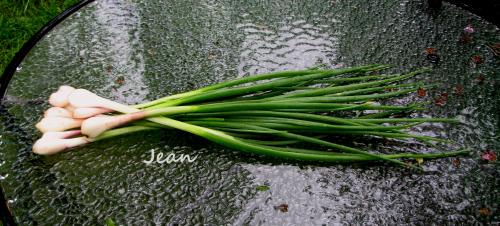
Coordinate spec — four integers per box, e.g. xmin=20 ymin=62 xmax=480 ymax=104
xmin=0 ymin=0 xmax=79 ymax=76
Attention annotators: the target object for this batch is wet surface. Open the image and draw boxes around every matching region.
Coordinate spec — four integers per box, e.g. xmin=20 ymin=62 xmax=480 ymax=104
xmin=0 ymin=0 xmax=499 ymax=225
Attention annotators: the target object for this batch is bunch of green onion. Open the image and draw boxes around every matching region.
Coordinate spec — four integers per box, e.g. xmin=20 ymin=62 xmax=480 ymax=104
xmin=32 ymin=64 xmax=468 ymax=170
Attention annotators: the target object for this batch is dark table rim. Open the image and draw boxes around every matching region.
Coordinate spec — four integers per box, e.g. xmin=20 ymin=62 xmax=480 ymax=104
xmin=0 ymin=1 xmax=95 ymax=224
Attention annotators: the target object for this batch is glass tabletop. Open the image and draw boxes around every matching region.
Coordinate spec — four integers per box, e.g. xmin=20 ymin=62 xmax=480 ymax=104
xmin=0 ymin=0 xmax=498 ymax=224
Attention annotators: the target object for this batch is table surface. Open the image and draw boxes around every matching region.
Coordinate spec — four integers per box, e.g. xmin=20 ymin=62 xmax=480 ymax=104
xmin=0 ymin=0 xmax=499 ymax=225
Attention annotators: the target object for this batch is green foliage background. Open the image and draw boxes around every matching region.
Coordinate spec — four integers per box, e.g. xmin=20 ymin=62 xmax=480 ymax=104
xmin=0 ymin=0 xmax=80 ymax=76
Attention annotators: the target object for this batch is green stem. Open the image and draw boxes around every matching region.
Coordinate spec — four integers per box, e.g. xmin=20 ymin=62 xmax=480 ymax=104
xmin=177 ymin=110 xmax=365 ymax=126
xmin=95 ymin=126 xmax=159 ymax=141
xmin=331 ymin=82 xmax=422 ymax=96
xmin=145 ymin=102 xmax=420 ymax=117
xmin=267 ymin=86 xmax=426 ymax=103
xmin=146 ymin=65 xmax=382 ymax=109
xmin=316 ymin=73 xmax=400 ymax=84
xmin=217 ymin=116 xmax=416 ymax=131
xmin=95 ymin=124 xmax=468 ymax=163
xmin=266 ymin=68 xmax=430 ymax=100
xmin=351 ymin=118 xmax=460 ymax=124
xmin=186 ymin=120 xmax=419 ymax=170
xmin=134 ymin=69 xmax=327 ymax=108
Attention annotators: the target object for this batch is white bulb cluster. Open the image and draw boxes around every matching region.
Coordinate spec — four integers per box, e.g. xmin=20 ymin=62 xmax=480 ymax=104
xmin=33 ymin=86 xmax=145 ymax=155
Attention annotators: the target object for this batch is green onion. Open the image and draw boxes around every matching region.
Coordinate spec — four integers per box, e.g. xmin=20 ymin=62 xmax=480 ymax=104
xmin=31 ymin=65 xmax=468 ymax=171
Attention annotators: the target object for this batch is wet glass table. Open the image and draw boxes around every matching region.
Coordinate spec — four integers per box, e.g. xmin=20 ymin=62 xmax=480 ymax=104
xmin=0 ymin=0 xmax=499 ymax=225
